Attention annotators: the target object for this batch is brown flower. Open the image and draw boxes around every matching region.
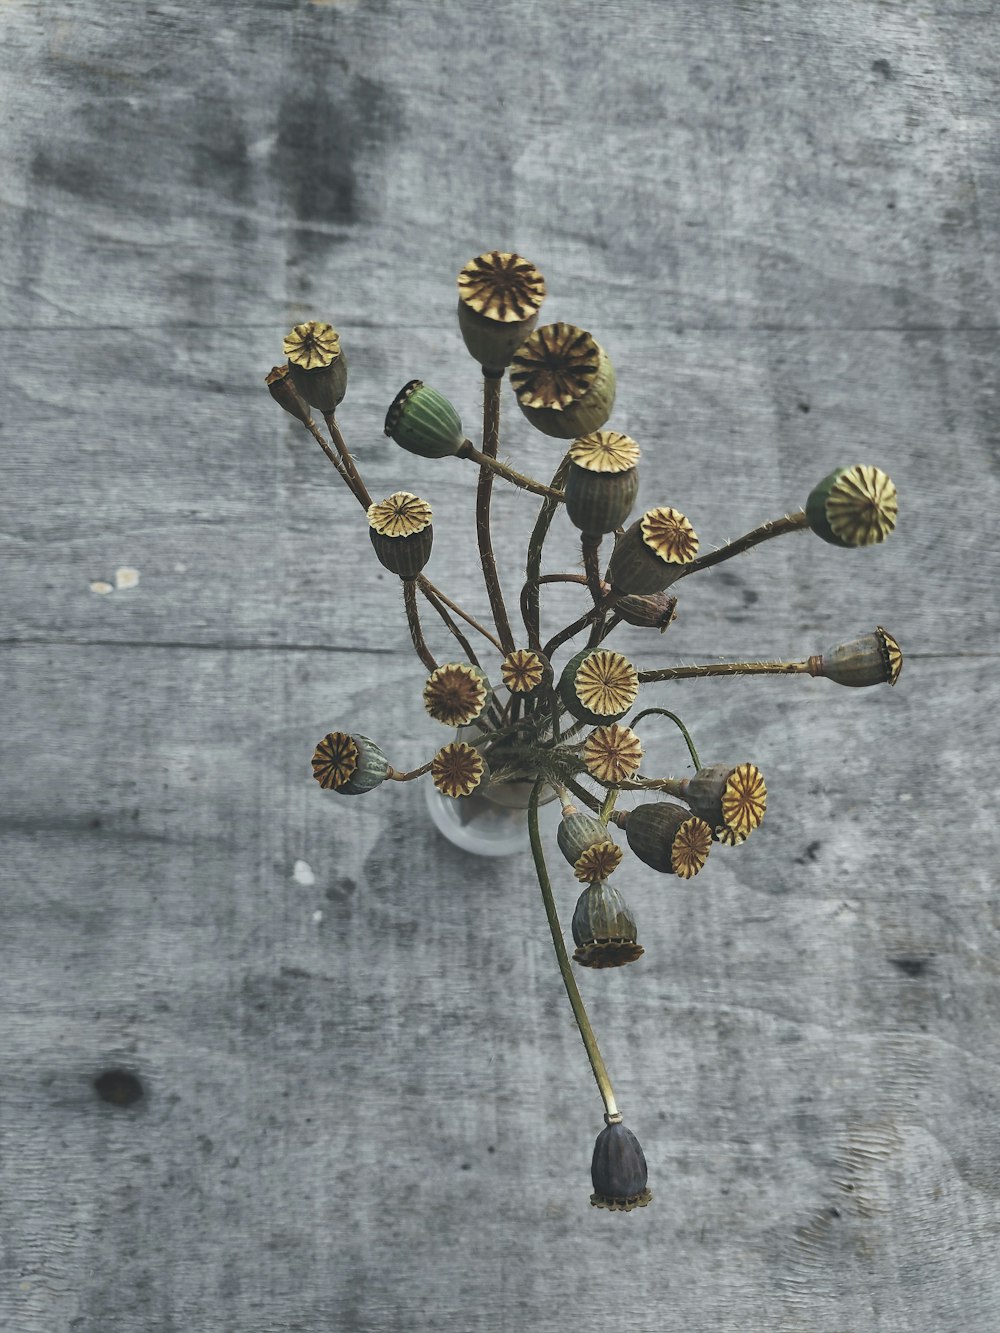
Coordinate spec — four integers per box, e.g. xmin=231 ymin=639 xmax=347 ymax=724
xmin=500 ymin=648 xmax=549 ymax=695
xmin=311 ymin=731 xmax=358 ymax=790
xmin=431 ymin=741 xmax=486 ymax=798
xmin=582 ymin=725 xmax=644 ymax=783
xmin=573 ymin=651 xmax=639 ymax=719
xmin=640 ymin=507 xmax=699 ymax=564
xmin=720 ymin=763 xmax=767 ymax=839
xmin=568 ymin=431 xmax=640 ymax=474
xmin=574 ymin=841 xmax=624 ymax=883
xmin=825 ymin=465 xmax=897 ymax=546
xmin=368 ymin=491 xmax=433 ymax=538
xmin=670 ymin=816 xmax=714 ymax=878
xmin=423 ymin=664 xmax=490 ymax=727
xmin=457 ymin=251 xmax=546 ymax=323
xmin=283 ymin=321 xmax=340 ymax=370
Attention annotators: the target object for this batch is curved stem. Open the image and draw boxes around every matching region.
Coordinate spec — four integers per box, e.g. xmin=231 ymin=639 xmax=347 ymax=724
xmin=477 ymin=375 xmax=516 ymax=656
xmin=542 ymin=587 xmax=622 ymax=661
xmin=674 ymin=510 xmax=809 ymax=579
xmin=582 ymin=533 xmax=607 ymax=647
xmin=529 ymin=778 xmax=619 ymax=1120
xmin=522 ymin=452 xmax=573 ymax=651
xmin=563 ymin=775 xmax=602 ymax=812
xmin=627 ymin=707 xmax=701 ymax=770
xmin=638 ymin=658 xmax=811 ymax=684
xmin=416 ymin=576 xmax=504 ymax=652
xmin=402 ymin=578 xmax=438 ymax=672
xmin=459 ymin=441 xmax=565 ymax=500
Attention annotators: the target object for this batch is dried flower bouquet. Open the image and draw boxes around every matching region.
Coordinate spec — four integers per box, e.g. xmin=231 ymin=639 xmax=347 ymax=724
xmin=265 ymin=250 xmax=901 ymax=1213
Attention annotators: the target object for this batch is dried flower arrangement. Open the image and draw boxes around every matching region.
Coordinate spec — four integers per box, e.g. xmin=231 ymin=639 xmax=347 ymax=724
xmin=265 ymin=250 xmax=901 ymax=1213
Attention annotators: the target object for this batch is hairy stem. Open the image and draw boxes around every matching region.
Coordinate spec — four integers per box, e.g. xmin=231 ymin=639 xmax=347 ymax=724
xmin=522 ymin=452 xmax=573 ymax=651
xmin=402 ymin=578 xmax=438 ymax=672
xmin=638 ymin=658 xmax=812 ymax=683
xmin=674 ymin=510 xmax=809 ymax=579
xmin=477 ymin=375 xmax=516 ymax=655
xmin=627 ymin=707 xmax=701 ymax=770
xmin=459 ymin=441 xmax=565 ymax=500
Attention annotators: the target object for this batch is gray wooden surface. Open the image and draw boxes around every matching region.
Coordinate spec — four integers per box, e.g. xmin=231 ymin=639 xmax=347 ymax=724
xmin=2 ymin=3 xmax=999 ymax=1330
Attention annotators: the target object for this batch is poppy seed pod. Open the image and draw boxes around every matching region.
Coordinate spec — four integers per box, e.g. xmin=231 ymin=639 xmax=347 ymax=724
xmin=807 ymin=626 xmax=902 ymax=687
xmin=617 ymin=590 xmax=678 ymax=632
xmin=509 ymin=324 xmax=616 ymax=439
xmin=591 ymin=1119 xmax=652 ymax=1211
xmin=311 ymin=731 xmax=389 ymax=795
xmin=571 ymin=880 xmax=643 ymax=968
xmin=680 ymin=763 xmax=767 ymax=842
xmin=557 ymin=808 xmax=613 ymax=868
xmin=557 ymin=648 xmax=639 ymax=726
xmin=500 ymin=648 xmax=551 ymax=695
xmin=456 ymin=251 xmax=546 ymax=373
xmin=423 ymin=662 xmax=492 ymax=727
xmin=805 ymin=464 xmax=898 ymax=547
xmin=384 ymin=380 xmax=466 ymax=459
xmin=367 ymin=492 xmax=434 ymax=578
xmin=606 ymin=508 xmax=699 ymax=596
xmin=616 ymin=802 xmax=713 ymax=878
xmin=283 ymin=322 xmax=349 ymax=413
xmin=265 ymin=363 xmax=311 ymax=425
xmin=564 ymin=432 xmax=641 ymax=535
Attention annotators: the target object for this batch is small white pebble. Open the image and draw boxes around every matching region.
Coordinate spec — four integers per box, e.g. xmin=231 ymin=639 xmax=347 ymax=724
xmin=312 ymin=910 xmax=324 ymax=924
xmin=293 ymin=859 xmax=316 ymax=886
xmin=115 ymin=566 xmax=140 ymax=590
xmin=90 ymin=581 xmax=113 ymax=595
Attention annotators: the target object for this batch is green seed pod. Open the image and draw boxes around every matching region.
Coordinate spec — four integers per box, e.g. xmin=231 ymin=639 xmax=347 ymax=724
xmin=557 ymin=808 xmax=612 ymax=867
xmin=311 ymin=731 xmax=389 ymax=796
xmin=367 ymin=492 xmax=434 ymax=578
xmin=606 ymin=507 xmax=699 ymax=595
xmin=456 ymin=251 xmax=546 ymax=373
xmin=563 ymin=431 xmax=641 ymax=534
xmin=571 ymin=880 xmax=643 ymax=969
xmin=680 ymin=763 xmax=767 ymax=843
xmin=617 ymin=802 xmax=713 ymax=878
xmin=283 ymin=322 xmax=348 ymax=413
xmin=807 ymin=626 xmax=902 ymax=687
xmin=557 ymin=648 xmax=639 ymax=726
xmin=805 ymin=464 xmax=898 ymax=547
xmin=384 ymin=380 xmax=465 ymax=459
xmin=591 ymin=1120 xmax=652 ymax=1212
xmin=510 ymin=324 xmax=616 ymax=439
xmin=616 ymin=590 xmax=678 ymax=632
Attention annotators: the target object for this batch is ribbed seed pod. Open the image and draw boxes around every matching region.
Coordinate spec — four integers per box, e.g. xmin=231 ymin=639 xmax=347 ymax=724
xmin=616 ymin=590 xmax=678 ymax=632
xmin=573 ymin=841 xmax=624 ymax=883
xmin=571 ymin=880 xmax=643 ymax=968
xmin=456 ymin=251 xmax=546 ymax=373
xmin=423 ymin=662 xmax=492 ymax=726
xmin=619 ymin=802 xmax=713 ymax=878
xmin=265 ymin=364 xmax=311 ymax=425
xmin=681 ymin=763 xmax=767 ymax=842
xmin=557 ymin=808 xmax=613 ymax=867
xmin=807 ymin=626 xmax=902 ymax=687
xmin=367 ymin=492 xmax=434 ymax=577
xmin=311 ymin=731 xmax=389 ymax=796
xmin=431 ymin=741 xmax=488 ymax=798
xmin=283 ymin=322 xmax=348 ymax=413
xmin=509 ymin=324 xmax=616 ymax=439
xmin=805 ymin=465 xmax=898 ymax=547
xmin=557 ymin=648 xmax=639 ymax=726
xmin=383 ymin=380 xmax=465 ymax=458
xmin=606 ymin=507 xmax=699 ymax=595
xmin=564 ymin=432 xmax=641 ymax=534
xmin=582 ymin=724 xmax=643 ymax=784
xmin=590 ymin=1120 xmax=652 ymax=1212
xmin=500 ymin=648 xmax=551 ymax=695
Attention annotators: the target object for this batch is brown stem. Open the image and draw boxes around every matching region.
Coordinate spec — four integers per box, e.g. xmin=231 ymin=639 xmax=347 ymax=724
xmin=323 ymin=412 xmax=373 ymax=509
xmin=522 ymin=452 xmax=573 ymax=652
xmin=458 ymin=441 xmax=565 ymax=501
xmin=582 ymin=533 xmax=607 ymax=647
xmin=416 ymin=575 xmax=504 ymax=653
xmin=637 ymin=658 xmax=811 ymax=684
xmin=418 ymin=583 xmax=482 ymax=667
xmin=476 ymin=375 xmax=516 ymax=656
xmin=385 ymin=761 xmax=434 ymax=782
xmin=402 ymin=578 xmax=438 ymax=672
xmin=674 ymin=510 xmax=809 ymax=579
xmin=303 ymin=417 xmax=364 ymax=505
xmin=542 ymin=588 xmax=622 ymax=660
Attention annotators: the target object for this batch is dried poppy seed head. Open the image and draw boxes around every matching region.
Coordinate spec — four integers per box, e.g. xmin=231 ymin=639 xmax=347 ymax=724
xmin=571 ymin=880 xmax=643 ymax=968
xmin=431 ymin=741 xmax=487 ymax=798
xmin=617 ymin=590 xmax=678 ymax=633
xmin=500 ymin=648 xmax=551 ymax=695
xmin=806 ymin=464 xmax=898 ymax=547
xmin=457 ymin=251 xmax=546 ymax=372
xmin=557 ymin=809 xmax=613 ymax=868
xmin=590 ymin=1120 xmax=652 ymax=1212
xmin=423 ymin=663 xmax=491 ymax=727
xmin=510 ymin=324 xmax=616 ymax=439
xmin=283 ymin=322 xmax=348 ymax=412
xmin=384 ymin=380 xmax=465 ymax=458
xmin=568 ymin=431 xmax=640 ymax=474
xmin=617 ymin=802 xmax=713 ymax=877
xmin=368 ymin=492 xmax=434 ymax=577
xmin=564 ymin=434 xmax=640 ymax=534
xmin=606 ymin=508 xmax=699 ymax=595
xmin=680 ymin=763 xmax=767 ymax=842
xmin=558 ymin=648 xmax=639 ymax=725
xmin=808 ymin=626 xmax=903 ymax=687
xmin=573 ymin=840 xmax=623 ymax=883
xmin=265 ymin=363 xmax=311 ymax=425
xmin=582 ymin=724 xmax=644 ymax=784
xmin=311 ymin=731 xmax=389 ymax=796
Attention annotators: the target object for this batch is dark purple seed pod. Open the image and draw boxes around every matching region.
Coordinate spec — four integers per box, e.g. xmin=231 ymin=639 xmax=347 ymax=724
xmin=571 ymin=880 xmax=643 ymax=969
xmin=590 ymin=1119 xmax=652 ymax=1212
xmin=617 ymin=802 xmax=713 ymax=878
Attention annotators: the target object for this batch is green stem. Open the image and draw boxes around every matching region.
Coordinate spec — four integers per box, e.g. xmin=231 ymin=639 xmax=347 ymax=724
xmin=627 ymin=707 xmax=701 ymax=770
xmin=637 ymin=659 xmax=811 ymax=683
xmin=673 ymin=510 xmax=809 ymax=580
xmin=459 ymin=441 xmax=565 ymax=500
xmin=529 ymin=779 xmax=619 ymax=1120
